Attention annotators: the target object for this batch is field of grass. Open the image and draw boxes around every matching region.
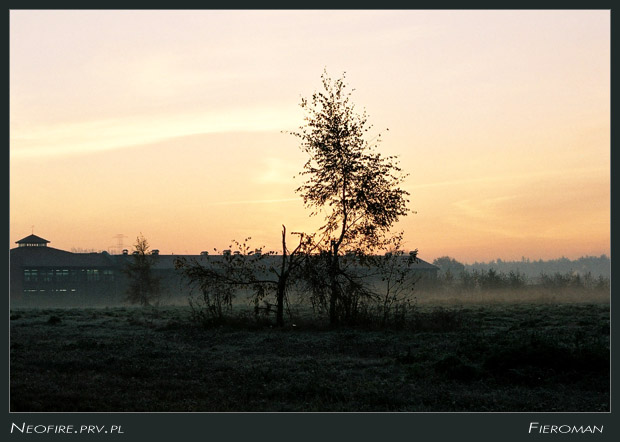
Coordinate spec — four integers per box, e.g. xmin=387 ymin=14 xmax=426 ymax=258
xmin=10 ymin=298 xmax=609 ymax=412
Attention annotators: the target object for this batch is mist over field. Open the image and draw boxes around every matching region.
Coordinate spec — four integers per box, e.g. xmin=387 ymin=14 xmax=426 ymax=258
xmin=11 ymin=253 xmax=610 ymax=412
xmin=10 ymin=284 xmax=610 ymax=310
xmin=11 ymin=253 xmax=610 ymax=310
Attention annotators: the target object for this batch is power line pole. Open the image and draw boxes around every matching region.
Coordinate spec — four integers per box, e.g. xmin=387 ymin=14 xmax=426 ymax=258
xmin=112 ymin=234 xmax=128 ymax=255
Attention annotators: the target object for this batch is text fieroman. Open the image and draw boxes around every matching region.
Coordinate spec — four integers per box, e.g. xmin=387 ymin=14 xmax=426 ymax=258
xmin=529 ymin=422 xmax=603 ymax=434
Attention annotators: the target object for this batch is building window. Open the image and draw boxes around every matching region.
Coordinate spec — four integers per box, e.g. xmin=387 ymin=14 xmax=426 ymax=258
xmin=55 ymin=269 xmax=69 ymax=281
xmin=103 ymin=269 xmax=114 ymax=281
xmin=41 ymin=269 xmax=54 ymax=283
xmin=85 ymin=269 xmax=100 ymax=282
xmin=70 ymin=269 xmax=80 ymax=282
xmin=23 ymin=269 xmax=38 ymax=282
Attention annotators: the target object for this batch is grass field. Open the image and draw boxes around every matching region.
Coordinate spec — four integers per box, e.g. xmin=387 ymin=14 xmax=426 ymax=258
xmin=10 ymin=298 xmax=609 ymax=412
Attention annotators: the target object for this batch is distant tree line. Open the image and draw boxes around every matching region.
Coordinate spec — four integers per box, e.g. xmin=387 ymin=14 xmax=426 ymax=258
xmin=462 ymin=255 xmax=610 ymax=280
xmin=431 ymin=255 xmax=610 ymax=293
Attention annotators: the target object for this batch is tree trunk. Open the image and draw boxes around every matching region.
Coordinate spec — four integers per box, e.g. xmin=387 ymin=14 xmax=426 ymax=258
xmin=276 ymin=225 xmax=288 ymax=327
xmin=329 ymin=240 xmax=340 ymax=325
xmin=276 ymin=275 xmax=286 ymax=327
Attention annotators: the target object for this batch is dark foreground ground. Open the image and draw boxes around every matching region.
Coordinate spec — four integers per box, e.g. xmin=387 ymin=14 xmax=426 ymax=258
xmin=10 ymin=302 xmax=609 ymax=412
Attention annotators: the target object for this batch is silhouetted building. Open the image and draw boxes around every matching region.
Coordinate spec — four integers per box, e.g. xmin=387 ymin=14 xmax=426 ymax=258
xmin=10 ymin=235 xmax=122 ymax=305
xmin=15 ymin=234 xmax=50 ymax=248
xmin=10 ymin=234 xmax=439 ymax=306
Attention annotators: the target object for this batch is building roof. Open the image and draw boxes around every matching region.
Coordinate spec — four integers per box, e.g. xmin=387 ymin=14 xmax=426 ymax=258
xmin=15 ymin=234 xmax=50 ymax=245
xmin=130 ymin=253 xmax=440 ymax=271
xmin=10 ymin=239 xmax=439 ymax=272
xmin=406 ymin=258 xmax=438 ymax=270
xmin=10 ymin=246 xmax=116 ymax=268
xmin=111 ymin=254 xmax=195 ymax=270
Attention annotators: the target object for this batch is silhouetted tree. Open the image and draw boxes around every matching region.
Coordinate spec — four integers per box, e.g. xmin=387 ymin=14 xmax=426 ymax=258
xmin=124 ymin=234 xmax=160 ymax=306
xmin=432 ymin=256 xmax=465 ymax=275
xmin=174 ymin=240 xmax=249 ymax=325
xmin=366 ymin=233 xmax=420 ymax=326
xmin=175 ymin=228 xmax=314 ymax=327
xmin=273 ymin=226 xmax=315 ymax=326
xmin=289 ymin=70 xmax=410 ymax=325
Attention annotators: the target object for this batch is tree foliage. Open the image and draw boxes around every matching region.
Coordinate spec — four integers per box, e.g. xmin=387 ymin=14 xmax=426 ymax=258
xmin=174 ymin=238 xmax=262 ymax=325
xmin=176 ymin=70 xmax=417 ymax=327
xmin=289 ymin=70 xmax=410 ymax=253
xmin=175 ymin=229 xmax=315 ymax=327
xmin=432 ymin=256 xmax=465 ymax=275
xmin=124 ymin=234 xmax=160 ymax=306
xmin=288 ymin=70 xmax=411 ymax=324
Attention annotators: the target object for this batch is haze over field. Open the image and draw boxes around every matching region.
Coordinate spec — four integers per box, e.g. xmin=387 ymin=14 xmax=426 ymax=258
xmin=9 ymin=10 xmax=610 ymax=263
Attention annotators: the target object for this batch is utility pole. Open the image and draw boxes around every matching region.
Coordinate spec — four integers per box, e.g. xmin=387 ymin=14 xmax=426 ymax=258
xmin=112 ymin=234 xmax=128 ymax=255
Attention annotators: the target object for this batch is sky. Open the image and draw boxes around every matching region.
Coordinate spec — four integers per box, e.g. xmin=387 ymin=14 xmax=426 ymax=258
xmin=9 ymin=10 xmax=610 ymax=264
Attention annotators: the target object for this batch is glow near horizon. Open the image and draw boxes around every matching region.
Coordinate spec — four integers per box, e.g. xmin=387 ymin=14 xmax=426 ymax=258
xmin=9 ymin=10 xmax=610 ymax=263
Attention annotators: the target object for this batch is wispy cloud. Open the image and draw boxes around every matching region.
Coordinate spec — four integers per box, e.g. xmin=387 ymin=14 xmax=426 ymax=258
xmin=10 ymin=106 xmax=297 ymax=159
xmin=207 ymin=197 xmax=299 ymax=206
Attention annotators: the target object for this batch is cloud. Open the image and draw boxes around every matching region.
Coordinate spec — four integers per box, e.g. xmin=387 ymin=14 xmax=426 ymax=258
xmin=207 ymin=197 xmax=299 ymax=206
xmin=10 ymin=106 xmax=297 ymax=159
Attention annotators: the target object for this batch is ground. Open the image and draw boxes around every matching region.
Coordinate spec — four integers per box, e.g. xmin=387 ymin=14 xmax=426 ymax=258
xmin=10 ymin=300 xmax=609 ymax=412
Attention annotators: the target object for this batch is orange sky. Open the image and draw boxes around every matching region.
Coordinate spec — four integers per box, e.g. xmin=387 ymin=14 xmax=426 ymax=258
xmin=9 ymin=10 xmax=610 ymax=263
